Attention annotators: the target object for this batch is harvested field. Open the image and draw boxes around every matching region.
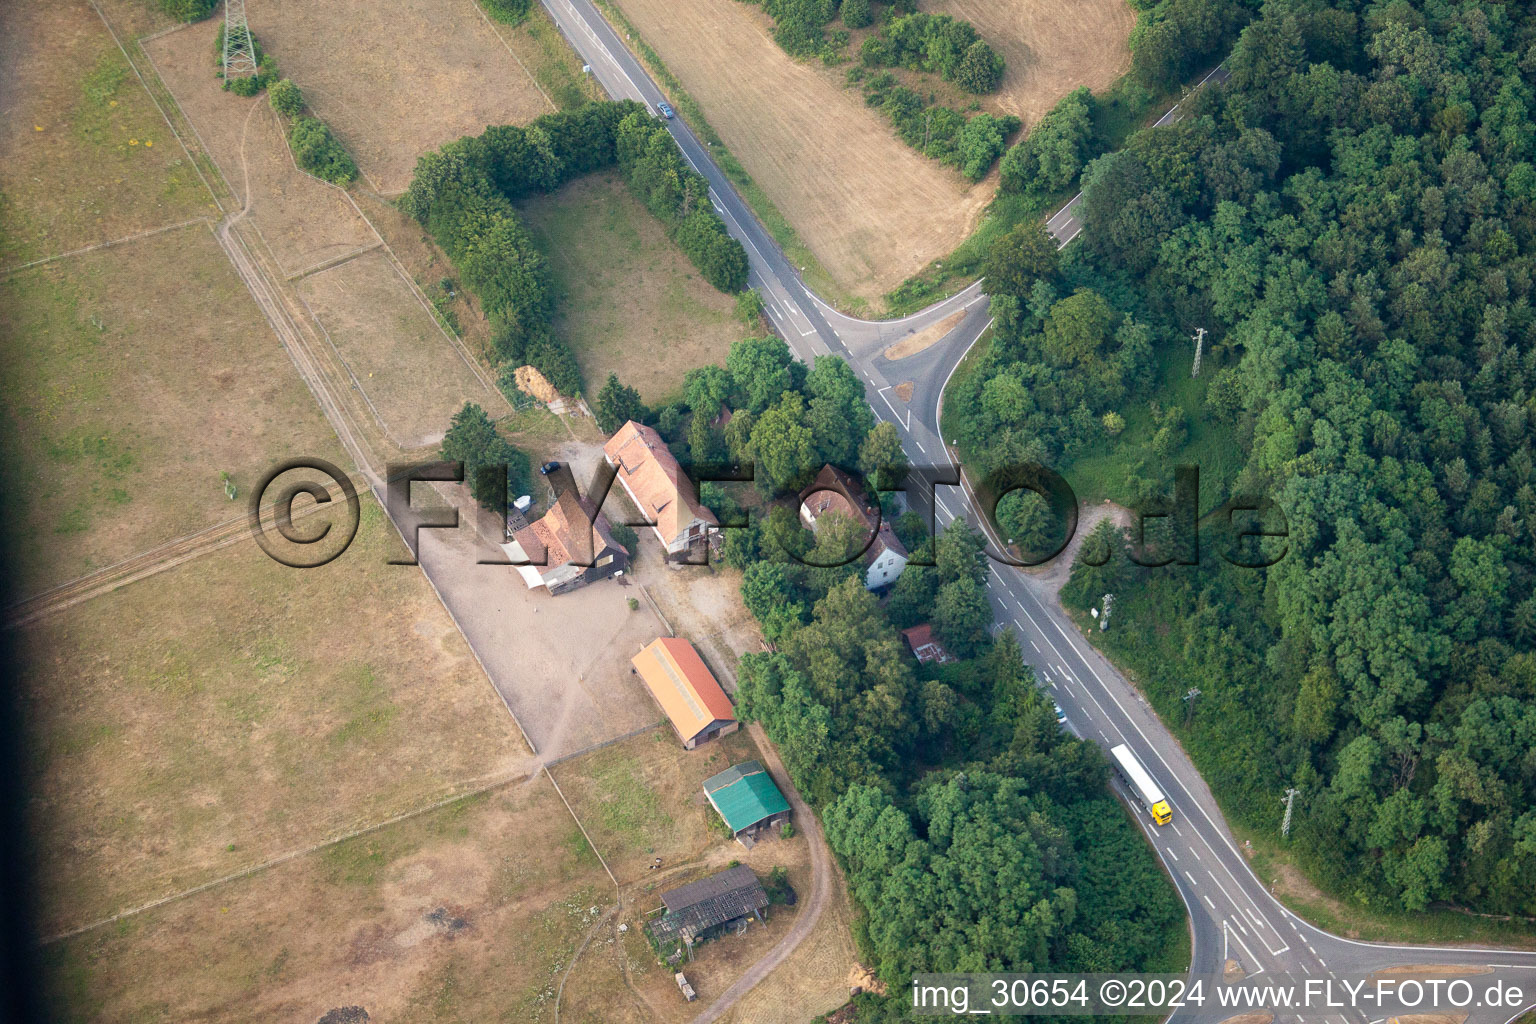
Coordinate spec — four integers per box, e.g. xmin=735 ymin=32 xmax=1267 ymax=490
xmin=39 ymin=777 xmax=607 ymax=1023
xmin=145 ymin=22 xmax=375 ymax=275
xmin=931 ymin=0 xmax=1134 ymax=126
xmin=520 ymin=169 xmax=741 ymax=404
xmin=20 ymin=498 xmax=531 ymax=935
xmin=0 ymin=0 xmax=211 ymax=268
xmin=297 ymin=250 xmax=505 ymax=448
xmin=607 ymin=0 xmax=989 ymax=305
xmin=250 ymin=0 xmax=555 ymax=194
xmin=0 ymin=222 xmax=345 ymax=597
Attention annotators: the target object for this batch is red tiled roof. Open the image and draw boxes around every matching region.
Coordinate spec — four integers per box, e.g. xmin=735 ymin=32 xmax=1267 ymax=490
xmin=513 ymin=490 xmax=625 ymax=575
xmin=604 ymin=421 xmax=718 ymax=545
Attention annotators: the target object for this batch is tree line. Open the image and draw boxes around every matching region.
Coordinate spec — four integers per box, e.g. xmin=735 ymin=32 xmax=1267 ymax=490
xmin=977 ymin=0 xmax=1536 ymax=917
xmin=401 ymin=101 xmax=748 ymax=398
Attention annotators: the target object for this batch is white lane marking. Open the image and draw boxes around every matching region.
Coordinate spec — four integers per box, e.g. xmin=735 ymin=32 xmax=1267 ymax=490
xmin=1184 ymin=870 xmax=1198 ymax=886
xmin=1190 ymin=846 xmax=1204 ymax=862
xmin=1029 ymin=640 xmax=1040 ymax=652
xmin=935 ymin=497 xmax=952 ymax=517
xmin=913 ymin=438 xmax=926 ymax=453
xmin=1204 ymin=894 xmax=1217 ymax=910
xmin=1225 ymin=918 xmax=1266 ymax=977
xmin=1171 ymin=824 xmax=1184 ymax=837
xmin=1165 ymin=847 xmax=1179 ymax=862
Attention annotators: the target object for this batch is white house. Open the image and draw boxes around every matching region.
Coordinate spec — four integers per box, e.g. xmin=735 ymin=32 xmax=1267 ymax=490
xmin=798 ymin=464 xmax=908 ymax=591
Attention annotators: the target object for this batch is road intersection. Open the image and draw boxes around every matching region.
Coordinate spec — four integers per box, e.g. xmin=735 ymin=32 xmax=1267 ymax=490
xmin=536 ymin=2 xmax=1536 ymax=1018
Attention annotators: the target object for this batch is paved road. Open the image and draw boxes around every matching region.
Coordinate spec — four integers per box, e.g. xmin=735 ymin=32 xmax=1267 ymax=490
xmin=535 ymin=4 xmax=1536 ymax=1019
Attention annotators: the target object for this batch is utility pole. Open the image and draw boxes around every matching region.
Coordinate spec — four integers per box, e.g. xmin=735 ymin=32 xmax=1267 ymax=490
xmin=1191 ymin=327 xmax=1206 ymax=378
xmin=1182 ymin=687 xmax=1200 ymax=725
xmin=1281 ymin=787 xmax=1299 ymax=839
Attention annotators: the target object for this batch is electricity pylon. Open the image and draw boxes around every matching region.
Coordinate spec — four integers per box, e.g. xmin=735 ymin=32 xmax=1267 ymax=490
xmin=223 ymin=0 xmax=257 ymax=79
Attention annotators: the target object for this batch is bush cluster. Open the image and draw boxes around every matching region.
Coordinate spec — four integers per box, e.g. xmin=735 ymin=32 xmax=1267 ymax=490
xmin=998 ymin=86 xmax=1095 ymax=199
xmin=614 ymin=113 xmax=749 ymax=291
xmin=476 ymin=0 xmax=532 ymax=25
xmin=158 ymin=0 xmax=216 ymax=22
xmin=859 ymin=72 xmax=1017 ymax=180
xmin=863 ymin=13 xmax=1005 ymax=94
xmin=288 ymin=117 xmax=358 ymax=186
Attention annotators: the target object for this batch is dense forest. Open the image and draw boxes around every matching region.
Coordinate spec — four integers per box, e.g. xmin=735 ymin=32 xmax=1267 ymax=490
xmin=400 ymin=101 xmax=747 ymax=398
xmin=609 ymin=333 xmax=1185 ymax=1018
xmin=959 ymin=0 xmax=1536 ymax=916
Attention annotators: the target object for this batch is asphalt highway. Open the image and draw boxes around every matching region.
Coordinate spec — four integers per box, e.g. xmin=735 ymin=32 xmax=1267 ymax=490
xmin=534 ymin=3 xmax=1536 ymax=1017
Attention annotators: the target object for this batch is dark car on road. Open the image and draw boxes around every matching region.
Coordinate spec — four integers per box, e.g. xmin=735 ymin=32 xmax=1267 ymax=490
xmin=539 ymin=461 xmax=560 ymax=475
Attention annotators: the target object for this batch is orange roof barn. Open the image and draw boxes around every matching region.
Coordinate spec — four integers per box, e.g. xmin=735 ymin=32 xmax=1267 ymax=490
xmin=631 ymin=638 xmax=738 ymax=749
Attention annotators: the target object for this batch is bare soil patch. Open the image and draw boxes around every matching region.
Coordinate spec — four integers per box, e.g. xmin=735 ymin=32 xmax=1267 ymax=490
xmin=20 ymin=498 xmax=531 ymax=935
xmin=520 ymin=169 xmax=742 ymax=404
xmin=931 ymin=0 xmax=1134 ymax=126
xmin=249 ymin=0 xmax=555 ymax=194
xmin=884 ymin=309 xmax=967 ymax=361
xmin=298 ymin=249 xmax=505 ymax=448
xmin=0 ymin=0 xmax=211 ymax=267
xmin=609 ymin=0 xmax=989 ymax=304
xmin=0 ymin=223 xmax=345 ymax=596
xmin=145 ymin=22 xmax=374 ymax=274
xmin=40 ymin=776 xmax=607 ymax=1023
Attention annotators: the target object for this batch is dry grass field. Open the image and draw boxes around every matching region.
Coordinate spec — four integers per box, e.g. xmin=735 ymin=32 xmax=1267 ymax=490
xmin=145 ymin=22 xmax=376 ymax=275
xmin=550 ymin=725 xmax=765 ymax=884
xmin=933 ymin=0 xmax=1134 ymax=125
xmin=0 ymin=1 xmax=211 ymax=269
xmin=39 ymin=777 xmax=606 ymax=1023
xmin=520 ymin=169 xmax=743 ymax=403
xmin=21 ymin=498 xmax=531 ymax=935
xmin=0 ymin=222 xmax=345 ymax=597
xmin=297 ymin=249 xmax=504 ymax=448
xmin=605 ymin=0 xmax=1134 ymax=305
xmin=249 ymin=0 xmax=556 ymax=194
xmin=609 ymin=0 xmax=989 ymax=305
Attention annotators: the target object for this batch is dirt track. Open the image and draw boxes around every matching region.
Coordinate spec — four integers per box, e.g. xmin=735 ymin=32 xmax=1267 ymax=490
xmin=688 ymin=722 xmax=834 ymax=1024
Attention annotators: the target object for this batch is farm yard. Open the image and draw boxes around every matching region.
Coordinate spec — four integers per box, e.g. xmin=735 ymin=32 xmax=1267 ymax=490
xmin=10 ymin=0 xmax=868 ymax=1020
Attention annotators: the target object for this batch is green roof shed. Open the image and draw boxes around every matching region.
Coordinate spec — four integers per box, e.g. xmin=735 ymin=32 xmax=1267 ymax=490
xmin=702 ymin=760 xmax=791 ymax=835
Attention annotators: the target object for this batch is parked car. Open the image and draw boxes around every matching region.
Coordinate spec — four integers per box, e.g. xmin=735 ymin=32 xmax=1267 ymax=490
xmin=1054 ymin=702 xmax=1068 ymax=727
xmin=539 ymin=461 xmax=560 ymax=475
xmin=657 ymin=101 xmax=675 ymax=119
